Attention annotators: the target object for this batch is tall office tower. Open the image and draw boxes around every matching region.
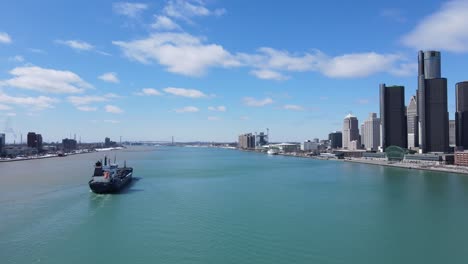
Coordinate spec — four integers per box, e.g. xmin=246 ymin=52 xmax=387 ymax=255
xmin=380 ymin=84 xmax=407 ymax=150
xmin=328 ymin=131 xmax=343 ymax=149
xmin=455 ymin=81 xmax=468 ymax=149
xmin=27 ymin=132 xmax=37 ymax=148
xmin=407 ymin=96 xmax=418 ymax=150
xmin=449 ymin=120 xmax=455 ymax=147
xmin=0 ymin=133 xmax=5 ymax=154
xmin=417 ymin=51 xmax=449 ymax=153
xmin=342 ymin=114 xmax=359 ymax=149
xmin=36 ymin=134 xmax=43 ymax=151
xmin=360 ymin=124 xmax=365 ymax=149
xmin=363 ymin=113 xmax=380 ymax=151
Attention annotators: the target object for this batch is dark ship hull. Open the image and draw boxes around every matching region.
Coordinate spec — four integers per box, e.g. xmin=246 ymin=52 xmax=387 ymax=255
xmin=89 ymin=168 xmax=133 ymax=194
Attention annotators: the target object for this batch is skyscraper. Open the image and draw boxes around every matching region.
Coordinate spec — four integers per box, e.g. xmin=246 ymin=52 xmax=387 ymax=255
xmin=449 ymin=120 xmax=455 ymax=147
xmin=328 ymin=131 xmax=342 ymax=149
xmin=407 ymin=96 xmax=418 ymax=150
xmin=0 ymin=133 xmax=5 ymax=154
xmin=417 ymin=51 xmax=449 ymax=153
xmin=27 ymin=132 xmax=37 ymax=148
xmin=342 ymin=114 xmax=359 ymax=149
xmin=380 ymin=84 xmax=407 ymax=150
xmin=363 ymin=113 xmax=380 ymax=151
xmin=455 ymin=81 xmax=468 ymax=149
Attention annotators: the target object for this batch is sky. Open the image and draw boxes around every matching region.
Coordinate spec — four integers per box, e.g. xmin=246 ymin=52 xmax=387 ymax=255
xmin=1 ymin=0 xmax=468 ymax=143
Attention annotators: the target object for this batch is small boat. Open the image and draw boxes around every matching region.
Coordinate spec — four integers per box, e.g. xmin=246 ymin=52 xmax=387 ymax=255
xmin=267 ymin=148 xmax=279 ymax=155
xmin=89 ymin=156 xmax=133 ymax=194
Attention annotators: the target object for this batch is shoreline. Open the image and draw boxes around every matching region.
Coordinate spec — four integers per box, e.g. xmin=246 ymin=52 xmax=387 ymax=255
xmin=0 ymin=147 xmax=124 ymax=163
xmin=234 ymin=148 xmax=468 ymax=176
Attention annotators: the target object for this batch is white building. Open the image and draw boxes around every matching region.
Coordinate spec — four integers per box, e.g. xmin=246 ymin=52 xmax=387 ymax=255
xmin=363 ymin=113 xmax=380 ymax=151
xmin=342 ymin=113 xmax=360 ymax=149
xmin=301 ymin=140 xmax=319 ymax=152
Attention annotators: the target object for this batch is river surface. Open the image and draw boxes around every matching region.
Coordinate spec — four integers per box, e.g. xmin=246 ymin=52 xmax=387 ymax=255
xmin=2 ymin=146 xmax=468 ymax=264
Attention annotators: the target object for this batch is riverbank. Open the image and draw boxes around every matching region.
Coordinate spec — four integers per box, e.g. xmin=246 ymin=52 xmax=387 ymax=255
xmin=235 ymin=147 xmax=468 ymax=175
xmin=0 ymin=147 xmax=124 ymax=163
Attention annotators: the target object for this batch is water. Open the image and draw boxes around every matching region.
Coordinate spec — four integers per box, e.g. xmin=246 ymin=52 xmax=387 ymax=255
xmin=2 ymin=146 xmax=468 ymax=264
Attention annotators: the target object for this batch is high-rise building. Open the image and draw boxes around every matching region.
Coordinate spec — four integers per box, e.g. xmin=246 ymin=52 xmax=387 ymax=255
xmin=449 ymin=120 xmax=455 ymax=147
xmin=27 ymin=132 xmax=37 ymax=148
xmin=363 ymin=113 xmax=380 ymax=151
xmin=36 ymin=134 xmax=43 ymax=151
xmin=380 ymin=84 xmax=407 ymax=150
xmin=342 ymin=114 xmax=359 ymax=149
xmin=407 ymin=96 xmax=418 ymax=150
xmin=238 ymin=133 xmax=255 ymax=149
xmin=456 ymin=81 xmax=468 ymax=149
xmin=62 ymin=138 xmax=77 ymax=152
xmin=417 ymin=51 xmax=449 ymax=153
xmin=0 ymin=133 xmax=5 ymax=154
xmin=328 ymin=131 xmax=342 ymax=149
xmin=360 ymin=124 xmax=365 ymax=148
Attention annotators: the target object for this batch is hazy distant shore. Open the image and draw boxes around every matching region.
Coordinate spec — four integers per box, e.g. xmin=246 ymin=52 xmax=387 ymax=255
xmin=0 ymin=147 xmax=124 ymax=163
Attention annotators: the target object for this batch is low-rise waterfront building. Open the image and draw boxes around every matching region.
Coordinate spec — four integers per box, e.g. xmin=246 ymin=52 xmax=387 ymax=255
xmin=403 ymin=153 xmax=453 ymax=165
xmin=334 ymin=149 xmax=366 ymax=159
xmin=271 ymin=143 xmax=300 ymax=153
xmin=301 ymin=140 xmax=319 ymax=152
xmin=455 ymin=151 xmax=468 ymax=166
xmin=362 ymin=152 xmax=387 ymax=161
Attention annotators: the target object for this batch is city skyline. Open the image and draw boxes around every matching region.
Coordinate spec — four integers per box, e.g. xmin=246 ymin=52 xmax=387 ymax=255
xmin=1 ymin=0 xmax=468 ymax=142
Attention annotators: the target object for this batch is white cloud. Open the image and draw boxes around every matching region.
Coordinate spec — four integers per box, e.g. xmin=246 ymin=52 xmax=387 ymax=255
xmin=99 ymin=72 xmax=120 ymax=83
xmin=152 ymin=15 xmax=181 ymax=30
xmin=163 ymin=0 xmax=225 ymax=22
xmin=174 ymin=106 xmax=199 ymax=113
xmin=243 ymin=97 xmax=274 ymax=107
xmin=56 ymin=40 xmax=94 ymax=51
xmin=114 ymin=32 xmax=414 ymax=79
xmin=208 ymin=106 xmax=226 ymax=112
xmin=0 ymin=66 xmax=92 ymax=94
xmin=5 ymin=112 xmax=16 ymax=116
xmin=8 ymin=55 xmax=24 ymax=62
xmin=67 ymin=94 xmax=117 ymax=106
xmin=250 ymin=69 xmax=289 ymax=81
xmin=163 ymin=87 xmax=207 ymax=98
xmin=283 ymin=104 xmax=305 ymax=111
xmin=0 ymin=104 xmax=12 ymax=110
xmin=104 ymin=119 xmax=120 ymax=124
xmin=0 ymin=32 xmax=12 ymax=44
xmin=105 ymin=105 xmax=124 ymax=114
xmin=0 ymin=92 xmax=58 ymax=109
xmin=113 ymin=32 xmax=240 ymax=76
xmin=240 ymin=116 xmax=249 ymax=120
xmin=77 ymin=106 xmax=98 ymax=112
xmin=207 ymin=116 xmax=220 ymax=121
xmin=242 ymin=48 xmax=415 ymax=78
xmin=113 ymin=2 xmax=148 ymax=18
xmin=402 ymin=0 xmax=468 ymax=52
xmin=318 ymin=52 xmax=406 ymax=78
xmin=136 ymin=88 xmax=162 ymax=96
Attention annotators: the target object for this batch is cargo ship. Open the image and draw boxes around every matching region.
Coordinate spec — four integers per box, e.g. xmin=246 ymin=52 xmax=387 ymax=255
xmin=89 ymin=156 xmax=133 ymax=194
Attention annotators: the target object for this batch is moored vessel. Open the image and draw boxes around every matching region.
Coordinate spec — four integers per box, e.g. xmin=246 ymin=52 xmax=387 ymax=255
xmin=267 ymin=148 xmax=279 ymax=155
xmin=89 ymin=156 xmax=133 ymax=194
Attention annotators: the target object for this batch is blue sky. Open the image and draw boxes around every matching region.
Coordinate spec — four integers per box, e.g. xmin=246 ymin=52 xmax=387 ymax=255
xmin=1 ymin=0 xmax=468 ymax=143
